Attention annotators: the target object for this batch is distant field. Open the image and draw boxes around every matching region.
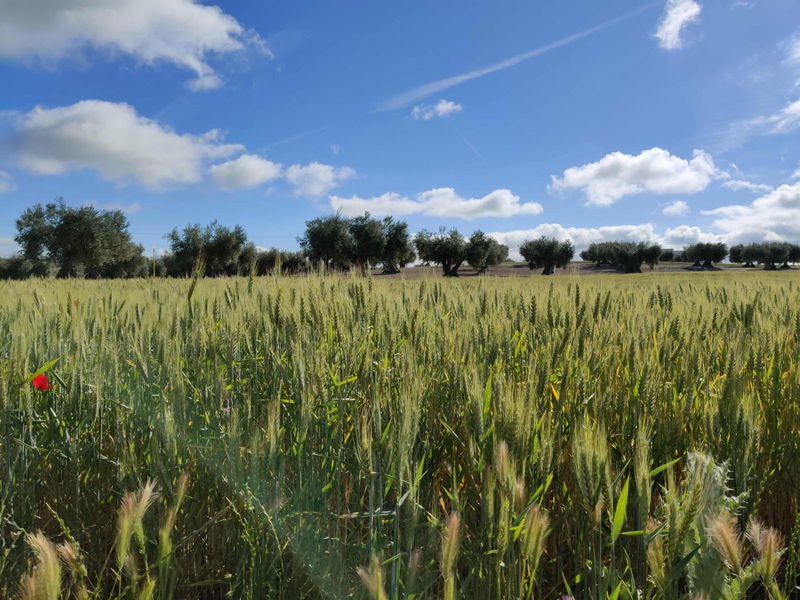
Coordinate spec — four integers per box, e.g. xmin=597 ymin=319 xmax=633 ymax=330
xmin=384 ymin=262 xmax=758 ymax=278
xmin=2 ymin=271 xmax=799 ymax=599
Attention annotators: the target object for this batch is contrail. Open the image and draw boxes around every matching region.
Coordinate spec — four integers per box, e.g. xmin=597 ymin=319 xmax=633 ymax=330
xmin=375 ymin=3 xmax=660 ymax=112
xmin=451 ymin=124 xmax=488 ymax=167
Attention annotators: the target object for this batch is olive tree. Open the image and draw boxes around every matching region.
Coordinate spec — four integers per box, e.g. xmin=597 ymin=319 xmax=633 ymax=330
xmin=683 ymin=242 xmax=728 ymax=268
xmin=298 ymin=214 xmax=354 ymax=271
xmin=15 ymin=200 xmax=146 ymax=278
xmin=519 ymin=237 xmax=574 ymax=275
xmin=466 ymin=231 xmax=508 ymax=274
xmin=414 ymin=229 xmax=467 ymax=276
xmin=381 ymin=217 xmax=416 ymax=274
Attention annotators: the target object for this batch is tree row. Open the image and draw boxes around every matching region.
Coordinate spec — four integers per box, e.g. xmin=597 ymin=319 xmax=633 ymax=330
xmin=2 ymin=202 xmax=799 ymax=279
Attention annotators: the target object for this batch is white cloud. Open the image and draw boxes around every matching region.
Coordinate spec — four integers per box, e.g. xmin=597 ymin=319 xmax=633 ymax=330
xmin=411 ymin=100 xmax=463 ymax=120
xmin=721 ymin=179 xmax=773 ymax=193
xmin=0 ymin=0 xmax=267 ymax=90
xmin=210 ymin=154 xmax=282 ymax=190
xmin=723 ymin=99 xmax=800 ymax=150
xmin=701 ymin=182 xmax=800 ymax=243
xmin=11 ymin=100 xmax=241 ymax=190
xmin=551 ymin=147 xmax=722 ymax=206
xmin=0 ymin=237 xmax=20 ymax=257
xmin=332 ymin=187 xmax=543 ymax=219
xmin=661 ymin=224 xmax=720 ymax=247
xmin=0 ymin=170 xmax=14 ymax=193
xmin=486 ymin=222 xmax=726 ymax=260
xmin=285 ymin=162 xmax=355 ymax=197
xmin=766 ymin=99 xmax=800 ymax=134
xmin=663 ymin=200 xmax=690 ymax=216
xmin=488 ymin=223 xmax=660 ymax=260
xmin=789 ymin=38 xmax=800 ymax=65
xmin=655 ymin=0 xmax=702 ymax=51
xmin=793 ymin=167 xmax=800 ymax=180
xmin=330 ymin=144 xmax=342 ymax=155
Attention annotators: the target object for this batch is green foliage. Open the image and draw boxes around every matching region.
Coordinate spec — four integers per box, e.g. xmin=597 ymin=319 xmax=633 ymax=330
xmin=414 ymin=228 xmax=467 ymax=276
xmin=582 ymin=241 xmax=662 ymax=273
xmin=254 ymin=248 xmax=309 ymax=275
xmin=349 ymin=214 xmax=387 ymax=272
xmin=14 ymin=200 xmax=146 ymax=278
xmin=465 ymin=231 xmax=508 ymax=274
xmin=519 ymin=237 xmax=574 ymax=275
xmin=381 ymin=217 xmax=416 ymax=274
xmin=300 ymin=213 xmax=415 ymax=274
xmin=298 ymin=214 xmax=354 ymax=271
xmin=684 ymin=242 xmax=728 ymax=268
xmin=165 ymin=222 xmax=252 ymax=277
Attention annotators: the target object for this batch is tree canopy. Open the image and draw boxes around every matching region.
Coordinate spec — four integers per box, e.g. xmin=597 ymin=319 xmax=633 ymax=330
xmin=519 ymin=237 xmax=574 ymax=275
xmin=165 ymin=222 xmax=254 ymax=277
xmin=465 ymin=231 xmax=508 ymax=274
xmin=683 ymin=242 xmax=728 ymax=268
xmin=299 ymin=213 xmax=415 ymax=273
xmin=415 ymin=229 xmax=467 ymax=276
xmin=15 ymin=200 xmax=146 ymax=278
xmin=581 ymin=241 xmax=661 ymax=273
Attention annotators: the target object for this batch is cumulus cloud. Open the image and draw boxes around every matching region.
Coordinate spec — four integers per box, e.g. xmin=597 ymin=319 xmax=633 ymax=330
xmin=10 ymin=100 xmax=242 ymax=190
xmin=486 ymin=222 xmax=726 ymax=260
xmin=331 ymin=188 xmax=543 ymax=219
xmin=0 ymin=0 xmax=266 ymax=90
xmin=411 ymin=100 xmax=463 ymax=120
xmin=210 ymin=154 xmax=282 ymax=190
xmin=660 ymin=224 xmax=720 ymax=247
xmin=285 ymin=162 xmax=355 ymax=197
xmin=655 ymin=0 xmax=702 ymax=51
xmin=721 ymin=179 xmax=773 ymax=193
xmin=0 ymin=170 xmax=14 ymax=193
xmin=700 ymin=182 xmax=800 ymax=243
xmin=551 ymin=147 xmax=722 ymax=206
xmin=488 ymin=223 xmax=659 ymax=260
xmin=662 ymin=200 xmax=690 ymax=216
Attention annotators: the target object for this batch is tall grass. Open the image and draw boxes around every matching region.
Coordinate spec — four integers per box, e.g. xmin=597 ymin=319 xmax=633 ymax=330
xmin=1 ymin=271 xmax=798 ymax=598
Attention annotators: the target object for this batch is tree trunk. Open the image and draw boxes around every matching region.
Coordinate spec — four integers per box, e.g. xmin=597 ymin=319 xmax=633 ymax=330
xmin=702 ymin=260 xmax=714 ymax=268
xmin=541 ymin=264 xmax=554 ymax=275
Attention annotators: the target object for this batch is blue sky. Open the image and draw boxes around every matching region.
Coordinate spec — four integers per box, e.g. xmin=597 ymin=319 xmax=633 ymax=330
xmin=1 ymin=0 xmax=799 ymax=257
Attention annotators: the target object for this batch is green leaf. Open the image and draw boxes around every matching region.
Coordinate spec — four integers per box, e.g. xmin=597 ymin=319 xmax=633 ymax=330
xmin=608 ymin=581 xmax=623 ymax=600
xmin=482 ymin=374 xmax=493 ymax=422
xmin=649 ymin=457 xmax=680 ymax=478
xmin=610 ymin=477 xmax=629 ymax=544
xmin=29 ymin=357 xmax=61 ymax=379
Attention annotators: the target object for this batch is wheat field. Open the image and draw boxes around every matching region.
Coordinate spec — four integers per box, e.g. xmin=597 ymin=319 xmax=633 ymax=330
xmin=1 ymin=271 xmax=799 ymax=599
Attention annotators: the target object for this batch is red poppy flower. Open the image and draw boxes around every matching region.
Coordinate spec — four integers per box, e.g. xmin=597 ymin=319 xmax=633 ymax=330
xmin=32 ymin=374 xmax=50 ymax=391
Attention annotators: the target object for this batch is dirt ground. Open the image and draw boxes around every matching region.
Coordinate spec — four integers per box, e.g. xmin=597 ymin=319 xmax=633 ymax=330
xmin=375 ymin=262 xmax=763 ymax=279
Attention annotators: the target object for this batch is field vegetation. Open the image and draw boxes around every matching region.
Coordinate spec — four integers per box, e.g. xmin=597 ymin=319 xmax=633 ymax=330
xmin=1 ymin=271 xmax=799 ymax=599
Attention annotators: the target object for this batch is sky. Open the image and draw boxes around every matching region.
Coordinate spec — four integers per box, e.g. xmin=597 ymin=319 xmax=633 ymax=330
xmin=0 ymin=0 xmax=799 ymax=259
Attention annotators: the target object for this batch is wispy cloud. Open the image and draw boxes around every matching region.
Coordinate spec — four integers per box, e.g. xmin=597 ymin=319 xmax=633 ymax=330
xmin=374 ymin=3 xmax=659 ymax=112
xmin=411 ymin=100 xmax=463 ymax=120
xmin=654 ymin=0 xmax=702 ymax=51
xmin=264 ymin=127 xmax=326 ymax=150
